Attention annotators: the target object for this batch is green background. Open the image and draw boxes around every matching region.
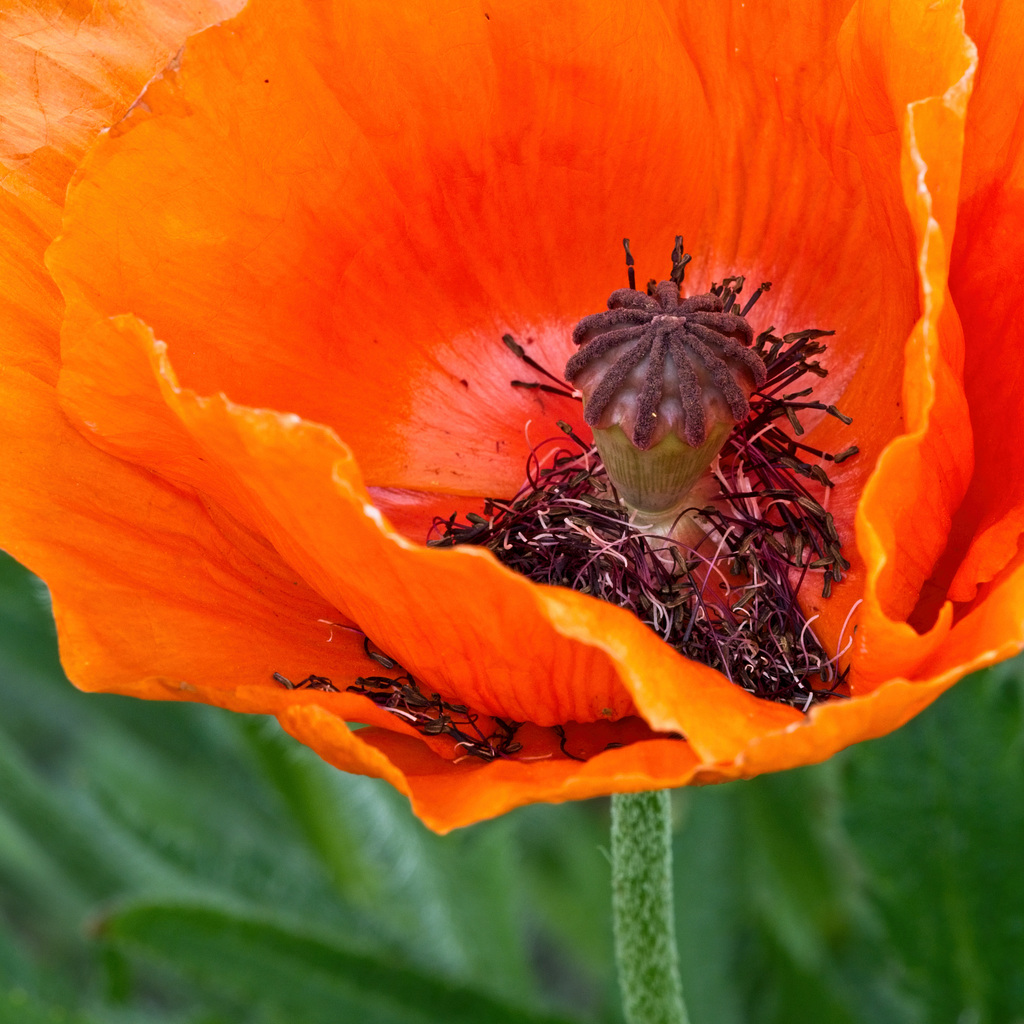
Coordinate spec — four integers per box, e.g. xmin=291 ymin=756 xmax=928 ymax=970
xmin=0 ymin=550 xmax=1021 ymax=1024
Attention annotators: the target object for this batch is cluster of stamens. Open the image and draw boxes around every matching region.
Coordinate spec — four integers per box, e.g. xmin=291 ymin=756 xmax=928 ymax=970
xmin=277 ymin=240 xmax=859 ymax=759
xmin=566 ymin=280 xmax=767 ymax=450
xmin=275 ymin=640 xmax=524 ymax=761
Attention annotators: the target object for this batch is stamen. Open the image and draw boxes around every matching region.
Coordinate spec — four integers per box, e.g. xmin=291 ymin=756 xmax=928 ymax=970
xmin=670 ymin=235 xmax=692 ymax=284
xmin=623 ymin=237 xmax=637 ymax=291
xmin=432 ymin=259 xmax=858 ymax=710
xmin=274 ymin=642 xmax=525 ymax=761
xmin=740 ymin=281 xmax=772 ymax=317
xmin=502 ymin=333 xmax=577 ymax=392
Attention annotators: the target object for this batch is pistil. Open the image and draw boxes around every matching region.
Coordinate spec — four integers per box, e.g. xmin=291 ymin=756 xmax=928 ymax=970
xmin=564 ymin=239 xmax=767 ymax=529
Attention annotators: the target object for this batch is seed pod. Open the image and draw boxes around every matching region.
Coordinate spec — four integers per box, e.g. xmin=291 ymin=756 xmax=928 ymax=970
xmin=565 ymin=278 xmax=766 ymax=516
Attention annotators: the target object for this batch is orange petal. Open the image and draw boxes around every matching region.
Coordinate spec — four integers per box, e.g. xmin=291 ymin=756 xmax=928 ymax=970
xmin=0 ymin=0 xmax=242 ymax=213
xmin=51 ymin=0 xmax=968 ymax=653
xmin=0 ymin=362 xmax=394 ymax=722
xmin=840 ymin=0 xmax=978 ymax=685
xmin=0 ymin=194 xmax=63 ymax=386
xmin=0 ymin=0 xmax=246 ymax=442
xmin=48 ymin=0 xmax=926 ymax=518
xmin=57 ymin=298 xmax=1010 ymax=803
xmin=279 ymin=706 xmax=703 ymax=833
xmin=1 ymin=0 xmax=400 ymax=716
xmin=0 ymin=0 xmax=256 ymax=690
xmin=938 ymin=0 xmax=1024 ymax=604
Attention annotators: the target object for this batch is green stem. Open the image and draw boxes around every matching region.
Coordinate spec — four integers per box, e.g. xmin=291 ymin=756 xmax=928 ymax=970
xmin=611 ymin=790 xmax=690 ymax=1024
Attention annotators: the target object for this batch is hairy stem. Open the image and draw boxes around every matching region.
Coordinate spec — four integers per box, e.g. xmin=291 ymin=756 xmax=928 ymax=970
xmin=611 ymin=790 xmax=690 ymax=1024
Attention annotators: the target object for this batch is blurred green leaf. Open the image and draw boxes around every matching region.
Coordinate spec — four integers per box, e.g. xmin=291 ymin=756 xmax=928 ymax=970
xmin=840 ymin=664 xmax=1024 ymax=1024
xmin=0 ymin=551 xmax=60 ymax=679
xmin=235 ymin=718 xmax=538 ymax=997
xmin=0 ymin=987 xmax=100 ymax=1024
xmin=672 ymin=786 xmax=746 ymax=1024
xmin=101 ymin=901 xmax=583 ymax=1024
xmin=0 ymin=734 xmax=126 ymax=902
xmin=236 ymin=716 xmax=378 ymax=899
xmin=516 ymin=802 xmax=613 ymax=968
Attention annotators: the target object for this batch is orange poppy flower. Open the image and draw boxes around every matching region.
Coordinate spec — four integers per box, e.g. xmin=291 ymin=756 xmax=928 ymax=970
xmin=2 ymin=0 xmax=1022 ymax=832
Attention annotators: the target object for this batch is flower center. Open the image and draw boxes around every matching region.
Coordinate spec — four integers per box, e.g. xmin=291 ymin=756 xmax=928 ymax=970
xmin=275 ymin=240 xmax=862 ymax=752
xmin=432 ymin=238 xmax=860 ymax=711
